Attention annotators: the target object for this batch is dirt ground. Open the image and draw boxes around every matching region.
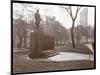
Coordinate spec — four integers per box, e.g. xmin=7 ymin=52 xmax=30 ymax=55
xmin=13 ymin=53 xmax=95 ymax=74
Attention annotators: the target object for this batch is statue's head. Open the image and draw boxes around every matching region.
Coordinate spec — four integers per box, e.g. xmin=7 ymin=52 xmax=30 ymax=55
xmin=36 ymin=9 xmax=39 ymax=13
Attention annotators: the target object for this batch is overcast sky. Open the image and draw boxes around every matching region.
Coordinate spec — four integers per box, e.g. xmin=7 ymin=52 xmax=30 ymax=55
xmin=13 ymin=3 xmax=95 ymax=29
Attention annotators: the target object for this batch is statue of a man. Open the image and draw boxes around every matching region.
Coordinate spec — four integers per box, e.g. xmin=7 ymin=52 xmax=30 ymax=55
xmin=35 ymin=9 xmax=41 ymax=31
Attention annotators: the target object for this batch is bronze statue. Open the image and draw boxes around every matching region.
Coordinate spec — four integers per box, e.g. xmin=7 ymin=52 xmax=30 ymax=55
xmin=35 ymin=9 xmax=41 ymax=31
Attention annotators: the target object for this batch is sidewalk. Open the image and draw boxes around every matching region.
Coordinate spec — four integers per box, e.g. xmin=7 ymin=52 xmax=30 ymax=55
xmin=21 ymin=52 xmax=94 ymax=61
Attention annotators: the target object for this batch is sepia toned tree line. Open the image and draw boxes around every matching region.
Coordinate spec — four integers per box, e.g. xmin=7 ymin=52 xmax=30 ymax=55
xmin=13 ymin=4 xmax=34 ymax=49
xmin=75 ymin=25 xmax=94 ymax=46
xmin=62 ymin=6 xmax=81 ymax=48
xmin=45 ymin=16 xmax=70 ymax=42
xmin=13 ymin=4 xmax=94 ymax=49
xmin=13 ymin=16 xmax=70 ymax=48
xmin=13 ymin=4 xmax=70 ymax=49
xmin=62 ymin=6 xmax=94 ymax=48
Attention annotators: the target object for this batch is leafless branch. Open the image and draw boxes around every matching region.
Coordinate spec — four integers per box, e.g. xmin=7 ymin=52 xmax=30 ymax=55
xmin=61 ymin=6 xmax=74 ymax=20
xmin=74 ymin=6 xmax=81 ymax=21
xmin=69 ymin=6 xmax=74 ymax=20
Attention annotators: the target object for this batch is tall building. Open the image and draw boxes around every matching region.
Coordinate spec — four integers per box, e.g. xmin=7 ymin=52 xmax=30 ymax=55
xmin=80 ymin=8 xmax=88 ymax=25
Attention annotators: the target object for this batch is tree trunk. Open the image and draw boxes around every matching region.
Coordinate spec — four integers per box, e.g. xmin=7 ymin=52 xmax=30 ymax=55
xmin=24 ymin=36 xmax=26 ymax=48
xmin=24 ymin=33 xmax=27 ymax=48
xmin=18 ymin=37 xmax=22 ymax=49
xmin=71 ymin=22 xmax=75 ymax=48
xmin=76 ymin=38 xmax=78 ymax=46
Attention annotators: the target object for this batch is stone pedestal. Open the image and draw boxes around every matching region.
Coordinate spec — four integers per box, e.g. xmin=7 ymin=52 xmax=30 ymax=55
xmin=29 ymin=32 xmax=55 ymax=59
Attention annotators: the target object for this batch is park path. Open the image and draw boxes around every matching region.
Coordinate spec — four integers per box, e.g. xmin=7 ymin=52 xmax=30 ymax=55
xmin=48 ymin=52 xmax=93 ymax=61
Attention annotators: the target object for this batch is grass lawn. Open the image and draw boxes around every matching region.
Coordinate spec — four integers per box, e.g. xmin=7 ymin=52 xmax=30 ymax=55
xmin=13 ymin=44 xmax=94 ymax=74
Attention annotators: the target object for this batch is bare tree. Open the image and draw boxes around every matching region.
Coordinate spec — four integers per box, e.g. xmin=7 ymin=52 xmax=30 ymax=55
xmin=62 ymin=6 xmax=81 ymax=48
xmin=13 ymin=4 xmax=32 ymax=49
xmin=75 ymin=25 xmax=83 ymax=46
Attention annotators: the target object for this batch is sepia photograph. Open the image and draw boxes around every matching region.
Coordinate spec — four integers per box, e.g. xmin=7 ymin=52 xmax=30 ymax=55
xmin=12 ymin=0 xmax=96 ymax=74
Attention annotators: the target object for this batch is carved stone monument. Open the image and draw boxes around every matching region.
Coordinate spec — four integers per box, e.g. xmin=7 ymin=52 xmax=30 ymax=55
xmin=29 ymin=10 xmax=58 ymax=59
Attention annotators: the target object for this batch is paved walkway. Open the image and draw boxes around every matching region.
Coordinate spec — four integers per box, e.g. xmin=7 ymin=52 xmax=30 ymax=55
xmin=26 ymin=52 xmax=94 ymax=61
xmin=48 ymin=52 xmax=94 ymax=61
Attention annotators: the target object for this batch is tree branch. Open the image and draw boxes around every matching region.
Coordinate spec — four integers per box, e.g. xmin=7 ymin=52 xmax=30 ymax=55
xmin=69 ymin=6 xmax=74 ymax=20
xmin=74 ymin=7 xmax=81 ymax=21
xmin=61 ymin=6 xmax=74 ymax=20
